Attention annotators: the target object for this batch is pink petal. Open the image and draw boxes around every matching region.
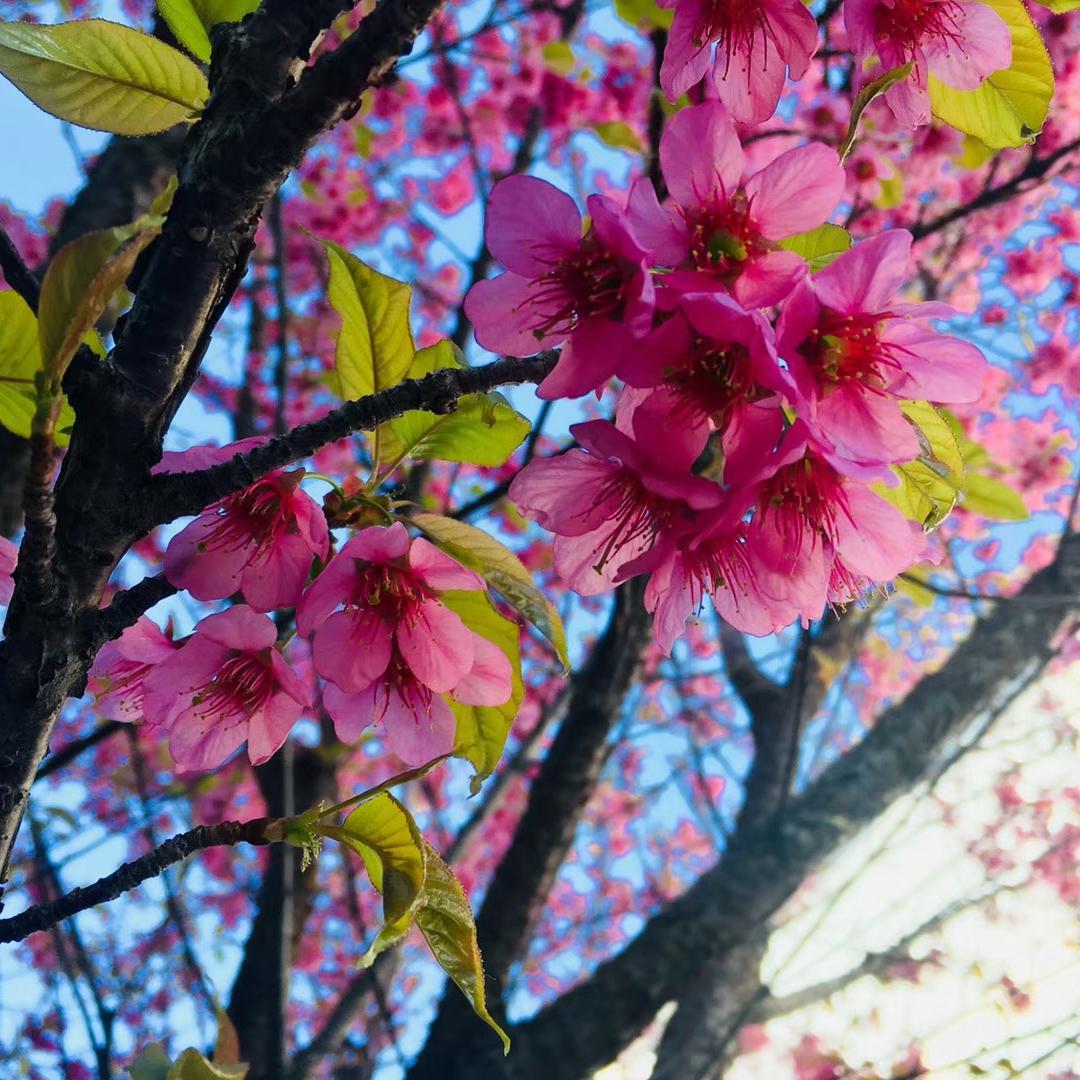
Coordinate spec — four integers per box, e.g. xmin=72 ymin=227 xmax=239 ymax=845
xmin=660 ymin=0 xmax=713 ymax=102
xmin=152 ymin=435 xmax=268 ymax=476
xmin=538 ymin=318 xmax=630 ymax=400
xmin=295 ymin=549 xmax=356 ymax=637
xmin=396 ymin=600 xmax=474 ymax=693
xmin=382 ymin=687 xmax=456 ymax=766
xmin=835 ymin=481 xmax=921 ymax=581
xmin=164 ymin=513 xmax=248 ymax=602
xmin=246 ymin=691 xmax=305 ymax=765
xmin=661 ymin=101 xmax=744 ymax=211
xmin=744 ymin=142 xmax=845 ymax=242
xmin=313 ymin=610 xmax=393 ymax=693
xmin=141 ymin=636 xmax=228 ymax=730
xmin=815 ymin=386 xmax=921 ymax=466
xmin=195 ymin=606 xmax=278 ymax=651
xmin=732 ymin=249 xmax=807 ymax=307
xmin=881 ymin=322 xmax=988 ymax=403
xmin=813 ymin=230 xmax=912 ymax=314
xmin=713 ymin=31 xmax=787 ymax=126
xmin=167 ymin=699 xmax=249 ymax=772
xmin=452 ymin=634 xmax=514 ymax=706
xmin=626 ymin=178 xmax=688 ymax=267
xmin=409 ymin=537 xmax=485 ymax=591
xmin=484 ymin=175 xmax=581 ymax=277
xmin=241 ymin=533 xmax=316 ymax=612
xmin=465 ymin=272 xmax=563 ymax=356
xmin=323 ymin=682 xmax=377 ymax=744
xmin=925 ymin=2 xmax=1011 ymax=90
xmin=509 ymin=451 xmax=621 ymax=537
xmin=766 ymin=0 xmax=820 ymax=77
xmin=342 ymin=522 xmax=411 ymax=564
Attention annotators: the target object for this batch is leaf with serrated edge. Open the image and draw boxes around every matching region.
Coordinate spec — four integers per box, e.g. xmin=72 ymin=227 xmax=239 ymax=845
xmin=417 ymin=843 xmax=510 ymax=1052
xmin=411 ymin=511 xmax=568 ymax=668
xmin=157 ymin=0 xmax=212 ymax=61
xmin=321 ymin=240 xmax=413 ymax=401
xmin=0 ymin=20 xmax=208 ymax=135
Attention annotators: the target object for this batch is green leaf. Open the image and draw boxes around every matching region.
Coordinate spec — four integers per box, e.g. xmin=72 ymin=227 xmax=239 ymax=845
xmin=928 ymin=0 xmax=1053 ymax=148
xmin=169 ymin=1049 xmax=247 ymax=1079
xmin=441 ymin=589 xmax=524 ymax=791
xmin=0 ymin=292 xmax=76 ymax=444
xmin=874 ymin=460 xmax=959 ymax=530
xmin=778 ymin=224 xmax=852 ymax=273
xmin=38 ymin=222 xmax=159 ymax=384
xmin=838 ymin=61 xmax=913 ymax=161
xmin=386 ymin=340 xmax=530 ymax=467
xmin=416 ymin=843 xmax=510 ymax=1054
xmin=960 ymin=473 xmax=1029 ymax=521
xmin=592 ymin=121 xmax=644 ymax=154
xmin=130 ymin=1044 xmax=173 ymax=1080
xmin=541 ymin=41 xmax=575 ymax=76
xmin=190 ymin=0 xmax=262 ymax=28
xmin=157 ymin=0 xmax=212 ymax=62
xmin=410 ymin=511 xmax=569 ymax=669
xmin=902 ymin=400 xmax=965 ymax=477
xmin=319 ymin=793 xmax=427 ymax=966
xmin=0 ymin=19 xmax=209 ymax=135
xmin=322 ymin=240 xmax=414 ymax=401
xmin=613 ymin=0 xmax=672 ymax=31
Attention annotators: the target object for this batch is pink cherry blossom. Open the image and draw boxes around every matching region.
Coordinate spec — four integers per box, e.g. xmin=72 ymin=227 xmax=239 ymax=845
xmin=322 ymin=633 xmax=512 ymax=764
xmin=845 ymin=0 xmax=1012 ymax=127
xmin=628 ymin=101 xmax=845 ymax=307
xmin=463 ymin=175 xmax=656 ymax=399
xmin=164 ymin=469 xmax=330 ymax=613
xmin=0 ymin=535 xmax=16 ymax=606
xmin=777 ymin=230 xmax=988 ymax=469
xmin=87 ymin=617 xmax=179 ymax=724
xmin=659 ymin=0 xmax=819 ymax=122
xmin=141 ymin=606 xmax=310 ymax=771
xmin=509 ymin=417 xmax=725 ymax=596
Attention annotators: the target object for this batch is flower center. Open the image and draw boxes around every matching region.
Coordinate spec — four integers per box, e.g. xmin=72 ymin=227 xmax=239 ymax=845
xmin=695 ymin=0 xmax=768 ymax=65
xmin=799 ymin=309 xmax=901 ymax=389
xmin=759 ymin=456 xmax=845 ymax=546
xmin=665 ymin=339 xmax=759 ymax=425
xmin=193 ymin=652 xmax=274 ymax=720
xmin=873 ymin=0 xmax=965 ymax=59
xmin=527 ymin=233 xmax=627 ymax=338
xmin=203 ymin=477 xmax=291 ymax=560
xmin=684 ymin=531 xmax=755 ymax=607
xmin=350 ymin=562 xmax=434 ymax=622
xmin=685 ymin=195 xmax=768 ymax=283
xmin=580 ymin=468 xmax=681 ymax=573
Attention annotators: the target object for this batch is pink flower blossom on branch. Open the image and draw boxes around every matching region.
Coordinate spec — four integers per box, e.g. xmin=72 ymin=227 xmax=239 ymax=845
xmin=88 ymin=617 xmax=179 ymax=724
xmin=0 ymin=536 xmax=16 ymax=606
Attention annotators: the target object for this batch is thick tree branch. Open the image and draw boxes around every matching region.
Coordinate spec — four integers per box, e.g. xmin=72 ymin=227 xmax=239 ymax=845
xmin=433 ymin=532 xmax=1079 ymax=1079
xmin=0 ymin=818 xmax=273 ymax=943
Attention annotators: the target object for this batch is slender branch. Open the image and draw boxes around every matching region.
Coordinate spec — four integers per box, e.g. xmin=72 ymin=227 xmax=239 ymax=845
xmin=0 ymin=818 xmax=273 ymax=943
xmin=148 ymin=352 xmax=557 ymax=525
xmin=0 ymin=221 xmax=41 ymax=311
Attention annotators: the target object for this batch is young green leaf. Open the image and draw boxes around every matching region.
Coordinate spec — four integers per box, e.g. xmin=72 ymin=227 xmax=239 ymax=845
xmin=128 ymin=1043 xmax=248 ymax=1080
xmin=778 ymin=224 xmax=852 ymax=273
xmin=928 ymin=0 xmax=1053 ymax=148
xmin=322 ymin=240 xmax=414 ymax=401
xmin=385 ymin=341 xmax=530 ymax=467
xmin=960 ymin=473 xmax=1029 ymax=521
xmin=592 ymin=121 xmax=644 ymax=154
xmin=902 ymin=400 xmax=965 ymax=478
xmin=417 ymin=843 xmax=510 ymax=1053
xmin=440 ymin=589 xmax=525 ymax=791
xmin=157 ymin=0 xmax=213 ymax=62
xmin=0 ymin=292 xmax=76 ymax=444
xmin=410 ymin=511 xmax=569 ymax=669
xmin=0 ymin=19 xmax=209 ymax=135
xmin=319 ymin=793 xmax=427 ymax=966
xmin=837 ymin=61 xmax=913 ymax=162
xmin=190 ymin=0 xmax=262 ymax=28
xmin=38 ymin=222 xmax=160 ymax=385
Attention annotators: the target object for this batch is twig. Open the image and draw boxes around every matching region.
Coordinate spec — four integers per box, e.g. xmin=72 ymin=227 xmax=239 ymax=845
xmin=0 ymin=220 xmax=41 ymax=311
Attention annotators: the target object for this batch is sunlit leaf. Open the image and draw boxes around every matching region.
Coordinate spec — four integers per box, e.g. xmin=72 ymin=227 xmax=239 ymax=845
xmin=960 ymin=473 xmax=1029 ymax=521
xmin=928 ymin=0 xmax=1053 ymax=148
xmin=0 ymin=19 xmax=208 ymax=135
xmin=541 ymin=41 xmax=575 ymax=76
xmin=592 ymin=121 xmax=644 ymax=154
xmin=385 ymin=340 xmax=530 ymax=467
xmin=319 ymin=793 xmax=427 ymax=966
xmin=838 ymin=61 xmax=913 ymax=161
xmin=778 ymin=224 xmax=852 ymax=273
xmin=190 ymin=0 xmax=261 ymax=28
xmin=441 ymin=589 xmax=524 ymax=791
xmin=411 ymin=511 xmax=569 ymax=669
xmin=902 ymin=400 xmax=965 ymax=478
xmin=613 ymin=0 xmax=672 ymax=31
xmin=416 ymin=843 xmax=510 ymax=1053
xmin=321 ymin=240 xmax=414 ymax=401
xmin=157 ymin=0 xmax=212 ymax=62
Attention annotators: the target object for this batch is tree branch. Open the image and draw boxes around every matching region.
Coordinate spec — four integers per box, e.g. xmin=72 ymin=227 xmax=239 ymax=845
xmin=0 ymin=220 xmax=41 ymax=311
xmin=0 ymin=818 xmax=273 ymax=943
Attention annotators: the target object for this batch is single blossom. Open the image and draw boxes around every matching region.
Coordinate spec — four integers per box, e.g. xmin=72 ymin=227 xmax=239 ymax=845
xmin=163 ymin=450 xmax=330 ymax=611
xmin=777 ymin=230 xmax=988 ymax=469
xmin=509 ymin=417 xmax=725 ymax=596
xmin=660 ymin=0 xmax=819 ymax=122
xmin=628 ymin=102 xmax=845 ymax=307
xmin=142 ymin=606 xmax=311 ymax=771
xmin=88 ymin=618 xmax=179 ymax=724
xmin=0 ymin=535 xmax=16 ymax=606
xmin=296 ymin=523 xmax=513 ymax=761
xmin=322 ymin=635 xmax=512 ymax=764
xmin=739 ymin=417 xmax=924 ymax=620
xmin=464 ymin=175 xmax=656 ymax=399
xmin=845 ymin=0 xmax=1012 ymax=127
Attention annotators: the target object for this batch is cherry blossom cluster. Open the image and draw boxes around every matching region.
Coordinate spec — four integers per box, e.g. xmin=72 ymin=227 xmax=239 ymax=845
xmin=468 ymin=96 xmax=989 ymax=652
xmin=86 ymin=443 xmax=513 ymax=772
